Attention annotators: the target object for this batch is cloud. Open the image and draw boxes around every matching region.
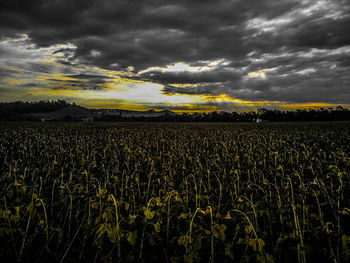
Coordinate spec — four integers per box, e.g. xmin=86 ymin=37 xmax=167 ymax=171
xmin=0 ymin=0 xmax=349 ymax=109
xmin=137 ymin=61 xmax=242 ymax=85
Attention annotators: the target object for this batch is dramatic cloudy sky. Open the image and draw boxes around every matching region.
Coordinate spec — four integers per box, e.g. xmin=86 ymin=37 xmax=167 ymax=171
xmin=0 ymin=0 xmax=349 ymax=111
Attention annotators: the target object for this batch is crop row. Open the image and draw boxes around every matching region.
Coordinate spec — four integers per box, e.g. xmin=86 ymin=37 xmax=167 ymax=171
xmin=0 ymin=122 xmax=349 ymax=262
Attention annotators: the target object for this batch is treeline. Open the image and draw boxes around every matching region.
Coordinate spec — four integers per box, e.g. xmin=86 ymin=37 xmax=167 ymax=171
xmin=0 ymin=100 xmax=76 ymax=121
xmin=256 ymin=107 xmax=350 ymax=122
xmin=1 ymin=100 xmax=350 ymax=122
xmin=97 ymin=107 xmax=350 ymax=122
xmin=0 ymin=100 xmax=75 ymax=114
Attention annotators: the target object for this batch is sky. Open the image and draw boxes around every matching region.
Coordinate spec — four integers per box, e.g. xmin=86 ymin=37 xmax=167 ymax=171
xmin=0 ymin=0 xmax=349 ymax=112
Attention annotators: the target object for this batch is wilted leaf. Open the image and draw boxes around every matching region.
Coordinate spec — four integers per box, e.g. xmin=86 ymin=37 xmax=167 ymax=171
xmin=144 ymin=209 xmax=154 ymax=220
xmin=127 ymin=231 xmax=137 ymax=246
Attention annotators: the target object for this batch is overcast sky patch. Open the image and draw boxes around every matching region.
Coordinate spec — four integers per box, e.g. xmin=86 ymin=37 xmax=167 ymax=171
xmin=0 ymin=0 xmax=349 ymax=110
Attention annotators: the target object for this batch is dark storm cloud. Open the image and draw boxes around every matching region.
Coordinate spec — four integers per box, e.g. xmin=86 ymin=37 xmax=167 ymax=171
xmin=67 ymin=74 xmax=113 ymax=81
xmin=46 ymin=77 xmax=108 ymax=90
xmin=0 ymin=0 xmax=303 ymax=67
xmin=50 ymin=85 xmax=103 ymax=91
xmin=0 ymin=67 xmax=19 ymax=78
xmin=0 ymin=0 xmax=350 ymax=104
xmin=67 ymin=74 xmax=112 ymax=81
xmin=47 ymin=79 xmax=82 ymax=84
xmin=227 ymin=67 xmax=350 ymax=104
xmin=138 ymin=68 xmax=242 ymax=84
xmin=163 ymin=84 xmax=218 ymax=95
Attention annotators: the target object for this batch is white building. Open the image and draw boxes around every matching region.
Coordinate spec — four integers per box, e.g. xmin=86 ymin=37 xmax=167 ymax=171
xmin=81 ymin=117 xmax=93 ymax=122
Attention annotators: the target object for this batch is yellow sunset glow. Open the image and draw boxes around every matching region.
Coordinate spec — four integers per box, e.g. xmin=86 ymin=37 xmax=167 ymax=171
xmin=1 ymin=34 xmax=348 ymax=113
xmin=248 ymin=68 xmax=276 ymax=79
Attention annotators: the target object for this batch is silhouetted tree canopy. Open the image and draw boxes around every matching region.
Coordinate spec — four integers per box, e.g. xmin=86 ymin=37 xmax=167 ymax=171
xmin=0 ymin=100 xmax=349 ymax=122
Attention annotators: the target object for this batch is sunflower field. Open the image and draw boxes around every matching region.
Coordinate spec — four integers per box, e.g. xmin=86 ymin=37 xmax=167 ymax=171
xmin=0 ymin=122 xmax=350 ymax=263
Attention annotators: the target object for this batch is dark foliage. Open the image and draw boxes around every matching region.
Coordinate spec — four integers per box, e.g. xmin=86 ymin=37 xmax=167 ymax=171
xmin=0 ymin=100 xmax=349 ymax=122
xmin=0 ymin=100 xmax=76 ymax=121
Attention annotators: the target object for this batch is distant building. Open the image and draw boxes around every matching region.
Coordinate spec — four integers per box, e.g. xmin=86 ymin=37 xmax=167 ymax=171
xmin=41 ymin=118 xmax=53 ymax=122
xmin=81 ymin=117 xmax=93 ymax=122
xmin=256 ymin=118 xmax=268 ymax=123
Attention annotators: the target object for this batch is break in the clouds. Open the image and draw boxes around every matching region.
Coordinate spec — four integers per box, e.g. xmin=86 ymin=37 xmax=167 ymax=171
xmin=0 ymin=0 xmax=349 ymax=111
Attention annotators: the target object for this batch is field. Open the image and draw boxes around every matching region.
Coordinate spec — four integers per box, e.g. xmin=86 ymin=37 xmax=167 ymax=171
xmin=1 ymin=122 xmax=350 ymax=263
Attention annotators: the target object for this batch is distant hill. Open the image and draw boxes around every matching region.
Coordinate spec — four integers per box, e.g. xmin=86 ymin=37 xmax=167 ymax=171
xmin=0 ymin=100 xmax=74 ymax=114
xmin=1 ymin=100 xmax=349 ymax=122
xmin=28 ymin=105 xmax=93 ymax=120
xmin=0 ymin=100 xmax=176 ymax=121
xmin=0 ymin=100 xmax=79 ymax=121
